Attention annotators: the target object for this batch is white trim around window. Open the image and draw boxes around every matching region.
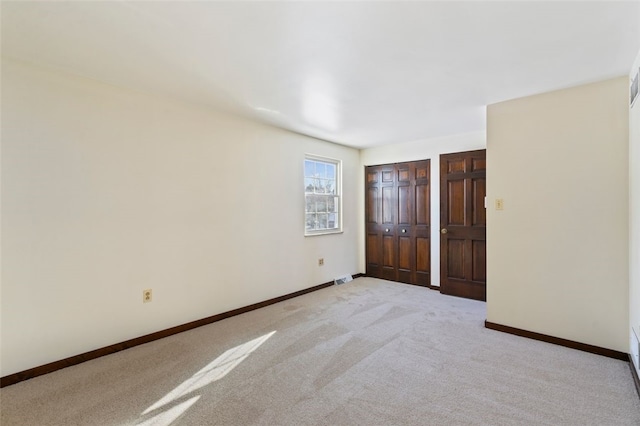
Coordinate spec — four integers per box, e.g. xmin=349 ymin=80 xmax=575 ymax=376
xmin=304 ymin=154 xmax=342 ymax=236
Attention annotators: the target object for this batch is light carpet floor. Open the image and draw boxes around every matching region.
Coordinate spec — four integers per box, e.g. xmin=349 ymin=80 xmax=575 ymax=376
xmin=1 ymin=277 xmax=639 ymax=425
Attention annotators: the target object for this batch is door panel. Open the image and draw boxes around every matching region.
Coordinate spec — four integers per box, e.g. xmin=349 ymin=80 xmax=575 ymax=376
xmin=383 ymin=235 xmax=394 ymax=267
xmin=399 ymin=237 xmax=411 ymax=270
xmin=416 ymin=184 xmax=429 ymax=225
xmin=398 ymin=186 xmax=411 ymax=225
xmin=416 ymin=237 xmax=430 ymax=275
xmin=365 ymin=160 xmax=430 ymax=286
xmin=472 ymin=158 xmax=486 ymax=171
xmin=398 ymin=234 xmax=411 ymax=283
xmin=367 ymin=234 xmax=379 ymax=265
xmin=448 ymin=180 xmax=465 ymax=225
xmin=447 ymin=239 xmax=465 ymax=279
xmin=472 ymin=240 xmax=486 ymax=282
xmin=448 ymin=159 xmax=465 ymax=173
xmin=440 ymin=150 xmax=487 ymax=301
xmin=473 ymin=179 xmax=486 ymax=225
xmin=382 ymin=186 xmax=394 ymax=224
xmin=367 ymin=188 xmax=378 ymax=223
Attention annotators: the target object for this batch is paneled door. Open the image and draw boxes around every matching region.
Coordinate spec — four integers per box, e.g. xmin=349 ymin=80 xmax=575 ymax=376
xmin=439 ymin=150 xmax=486 ymax=301
xmin=365 ymin=160 xmax=431 ymax=286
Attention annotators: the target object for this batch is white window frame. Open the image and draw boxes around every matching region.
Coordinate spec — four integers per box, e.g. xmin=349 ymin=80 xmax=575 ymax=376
xmin=304 ymin=154 xmax=342 ymax=236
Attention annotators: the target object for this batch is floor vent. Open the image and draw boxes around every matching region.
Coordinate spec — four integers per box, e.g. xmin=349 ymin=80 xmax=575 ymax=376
xmin=334 ymin=275 xmax=353 ymax=285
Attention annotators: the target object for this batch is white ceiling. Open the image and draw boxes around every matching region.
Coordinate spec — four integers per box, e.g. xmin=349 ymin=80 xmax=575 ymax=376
xmin=2 ymin=1 xmax=639 ymax=149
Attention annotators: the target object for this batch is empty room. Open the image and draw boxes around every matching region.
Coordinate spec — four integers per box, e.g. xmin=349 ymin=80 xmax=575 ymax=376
xmin=2 ymin=1 xmax=640 ymax=425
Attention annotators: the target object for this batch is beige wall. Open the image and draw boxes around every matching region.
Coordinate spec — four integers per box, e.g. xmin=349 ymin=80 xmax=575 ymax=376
xmin=359 ymin=132 xmax=486 ymax=286
xmin=0 ymin=59 xmax=360 ymax=376
xmin=630 ymin=49 xmax=640 ymax=373
xmin=487 ymin=77 xmax=630 ymax=352
xmin=2 ymin=55 xmax=636 ymax=379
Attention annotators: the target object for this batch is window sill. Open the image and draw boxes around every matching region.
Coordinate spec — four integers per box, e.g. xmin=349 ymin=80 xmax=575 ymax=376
xmin=304 ymin=230 xmax=343 ymax=237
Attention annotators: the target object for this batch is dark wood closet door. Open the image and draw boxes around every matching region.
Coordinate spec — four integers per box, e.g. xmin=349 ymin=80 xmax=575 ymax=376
xmin=439 ymin=150 xmax=486 ymax=301
xmin=365 ymin=164 xmax=395 ymax=281
xmin=365 ymin=160 xmax=430 ymax=286
xmin=412 ymin=161 xmax=431 ymax=286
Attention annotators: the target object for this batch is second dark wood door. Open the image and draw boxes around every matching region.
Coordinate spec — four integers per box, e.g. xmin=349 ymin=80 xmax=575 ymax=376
xmin=365 ymin=160 xmax=431 ymax=286
xmin=439 ymin=150 xmax=486 ymax=301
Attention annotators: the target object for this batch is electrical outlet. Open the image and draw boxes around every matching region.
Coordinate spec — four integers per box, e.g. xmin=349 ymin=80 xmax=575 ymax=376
xmin=495 ymin=198 xmax=504 ymax=210
xmin=318 ymin=258 xmax=324 ymax=266
xmin=143 ymin=289 xmax=152 ymax=303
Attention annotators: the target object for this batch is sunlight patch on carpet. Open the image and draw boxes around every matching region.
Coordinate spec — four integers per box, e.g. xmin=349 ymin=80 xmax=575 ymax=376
xmin=141 ymin=331 xmax=276 ymax=417
xmin=136 ymin=396 xmax=200 ymax=426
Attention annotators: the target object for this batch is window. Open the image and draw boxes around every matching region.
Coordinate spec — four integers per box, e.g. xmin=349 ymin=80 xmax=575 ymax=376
xmin=304 ymin=155 xmax=341 ymax=235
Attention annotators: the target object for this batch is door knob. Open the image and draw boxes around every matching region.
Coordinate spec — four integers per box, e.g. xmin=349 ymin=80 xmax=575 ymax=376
xmin=401 ymin=229 xmax=406 ymax=233
xmin=441 ymin=228 xmax=448 ymax=234
xmin=385 ymin=228 xmax=390 ymax=232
